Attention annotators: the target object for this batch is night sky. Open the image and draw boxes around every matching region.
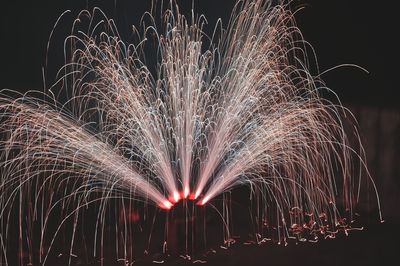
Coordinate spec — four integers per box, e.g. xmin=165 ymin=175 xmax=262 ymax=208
xmin=1 ymin=0 xmax=397 ymax=107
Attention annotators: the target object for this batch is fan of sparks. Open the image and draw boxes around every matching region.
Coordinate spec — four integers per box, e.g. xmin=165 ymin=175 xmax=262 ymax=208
xmin=0 ymin=0 xmax=382 ymax=263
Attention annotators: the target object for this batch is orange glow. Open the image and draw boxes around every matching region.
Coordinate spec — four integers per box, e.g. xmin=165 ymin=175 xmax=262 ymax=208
xmin=159 ymin=200 xmax=173 ymax=210
xmin=172 ymin=191 xmax=181 ymax=203
xmin=197 ymin=195 xmax=210 ymax=206
xmin=194 ymin=190 xmax=201 ymax=200
xmin=188 ymin=193 xmax=196 ymax=200
xmin=183 ymin=187 xmax=190 ymax=198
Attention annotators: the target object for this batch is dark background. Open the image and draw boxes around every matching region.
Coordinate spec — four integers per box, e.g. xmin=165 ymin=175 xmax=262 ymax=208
xmin=1 ymin=0 xmax=399 ymax=265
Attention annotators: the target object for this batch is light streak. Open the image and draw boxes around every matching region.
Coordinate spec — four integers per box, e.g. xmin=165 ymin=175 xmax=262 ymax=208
xmin=0 ymin=0 xmax=383 ymax=264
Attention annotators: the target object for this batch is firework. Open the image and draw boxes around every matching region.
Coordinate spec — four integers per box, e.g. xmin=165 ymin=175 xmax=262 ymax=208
xmin=1 ymin=0 xmax=382 ymax=265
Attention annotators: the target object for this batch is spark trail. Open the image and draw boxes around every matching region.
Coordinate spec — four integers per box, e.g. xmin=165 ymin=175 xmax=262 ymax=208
xmin=0 ymin=0 xmax=382 ymax=265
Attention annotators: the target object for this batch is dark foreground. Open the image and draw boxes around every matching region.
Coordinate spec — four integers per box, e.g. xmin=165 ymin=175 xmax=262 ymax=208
xmin=44 ymin=219 xmax=397 ymax=266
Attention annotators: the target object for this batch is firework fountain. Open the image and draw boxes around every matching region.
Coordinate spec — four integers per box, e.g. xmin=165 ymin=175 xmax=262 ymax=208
xmin=0 ymin=0 xmax=382 ymax=265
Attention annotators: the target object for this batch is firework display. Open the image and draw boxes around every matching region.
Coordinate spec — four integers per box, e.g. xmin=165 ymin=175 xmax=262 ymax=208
xmin=0 ymin=1 xmax=382 ymax=265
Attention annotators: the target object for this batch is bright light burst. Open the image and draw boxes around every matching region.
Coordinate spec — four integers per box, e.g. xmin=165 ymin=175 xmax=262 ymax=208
xmin=1 ymin=0 xmax=382 ymax=264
